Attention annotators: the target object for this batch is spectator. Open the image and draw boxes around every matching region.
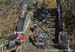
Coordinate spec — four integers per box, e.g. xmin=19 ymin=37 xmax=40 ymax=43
xmin=17 ymin=34 xmax=25 ymax=43
xmin=32 ymin=31 xmax=37 ymax=42
xmin=6 ymin=31 xmax=18 ymax=49
xmin=6 ymin=40 xmax=15 ymax=49
xmin=30 ymin=26 xmax=34 ymax=32
xmin=34 ymin=24 xmax=38 ymax=33
xmin=29 ymin=35 xmax=38 ymax=48
xmin=38 ymin=31 xmax=44 ymax=48
xmin=34 ymin=24 xmax=37 ymax=29
xmin=30 ymin=24 xmax=38 ymax=37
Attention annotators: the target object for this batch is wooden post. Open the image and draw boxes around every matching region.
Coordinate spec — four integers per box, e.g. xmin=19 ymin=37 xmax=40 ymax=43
xmin=20 ymin=46 xmax=22 ymax=52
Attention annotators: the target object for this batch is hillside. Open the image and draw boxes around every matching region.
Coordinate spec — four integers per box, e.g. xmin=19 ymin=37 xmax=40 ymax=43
xmin=30 ymin=0 xmax=57 ymax=8
xmin=0 ymin=0 xmax=58 ymax=37
xmin=0 ymin=0 xmax=23 ymax=37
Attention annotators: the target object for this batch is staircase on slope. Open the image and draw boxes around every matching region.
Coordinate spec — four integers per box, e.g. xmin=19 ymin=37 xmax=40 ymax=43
xmin=49 ymin=16 xmax=56 ymax=41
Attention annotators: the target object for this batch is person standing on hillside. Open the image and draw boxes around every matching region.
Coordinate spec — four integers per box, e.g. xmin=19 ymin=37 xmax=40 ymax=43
xmin=38 ymin=31 xmax=44 ymax=49
xmin=29 ymin=34 xmax=38 ymax=48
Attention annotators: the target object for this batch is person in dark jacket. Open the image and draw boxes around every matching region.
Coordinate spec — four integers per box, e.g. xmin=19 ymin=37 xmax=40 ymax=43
xmin=30 ymin=26 xmax=34 ymax=32
xmin=5 ymin=31 xmax=17 ymax=49
xmin=29 ymin=35 xmax=38 ymax=48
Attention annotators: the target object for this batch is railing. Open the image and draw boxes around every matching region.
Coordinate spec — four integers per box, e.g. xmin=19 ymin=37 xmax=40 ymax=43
xmin=0 ymin=39 xmax=8 ymax=52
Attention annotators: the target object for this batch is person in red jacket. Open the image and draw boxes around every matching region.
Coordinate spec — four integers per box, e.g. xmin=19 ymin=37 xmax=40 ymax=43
xmin=17 ymin=33 xmax=25 ymax=43
xmin=15 ymin=32 xmax=25 ymax=48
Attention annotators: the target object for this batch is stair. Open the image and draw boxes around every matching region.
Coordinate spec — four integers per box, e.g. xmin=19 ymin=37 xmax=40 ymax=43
xmin=49 ymin=16 xmax=56 ymax=37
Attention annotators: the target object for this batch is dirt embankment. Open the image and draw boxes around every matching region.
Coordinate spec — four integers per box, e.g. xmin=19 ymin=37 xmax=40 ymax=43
xmin=0 ymin=0 xmax=23 ymax=37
